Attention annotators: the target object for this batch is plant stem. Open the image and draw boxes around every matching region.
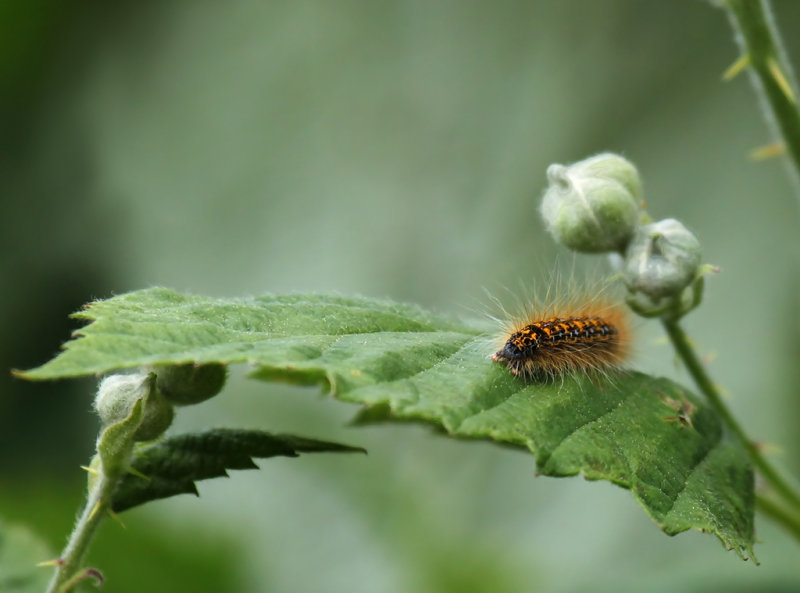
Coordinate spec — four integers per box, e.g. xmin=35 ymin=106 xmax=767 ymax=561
xmin=722 ymin=0 xmax=800 ymax=196
xmin=46 ymin=469 xmax=117 ymax=593
xmin=661 ymin=317 xmax=800 ymax=512
xmin=756 ymin=493 xmax=800 ymax=542
xmin=46 ymin=376 xmax=156 ymax=591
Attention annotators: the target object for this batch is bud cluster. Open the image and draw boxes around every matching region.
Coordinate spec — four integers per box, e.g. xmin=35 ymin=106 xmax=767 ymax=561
xmin=89 ymin=364 xmax=227 ymax=499
xmin=540 ymin=153 xmax=707 ymax=318
xmin=94 ymin=363 xmax=228 ymax=442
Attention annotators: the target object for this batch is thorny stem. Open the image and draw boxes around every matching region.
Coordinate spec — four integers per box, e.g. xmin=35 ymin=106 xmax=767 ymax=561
xmin=46 ymin=409 xmax=141 ymax=593
xmin=45 ymin=469 xmax=119 ymax=593
xmin=721 ymin=0 xmax=800 ymax=199
xmin=662 ymin=318 xmax=800 ymax=520
xmin=45 ymin=377 xmax=153 ymax=591
xmin=712 ymin=0 xmax=800 ymax=541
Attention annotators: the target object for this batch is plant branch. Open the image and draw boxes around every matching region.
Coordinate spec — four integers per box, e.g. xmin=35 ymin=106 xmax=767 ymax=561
xmin=661 ymin=317 xmax=800 ymax=514
xmin=756 ymin=493 xmax=800 ymax=542
xmin=46 ymin=469 xmax=119 ymax=593
xmin=722 ymin=0 xmax=800 ymax=196
xmin=46 ymin=380 xmax=149 ymax=592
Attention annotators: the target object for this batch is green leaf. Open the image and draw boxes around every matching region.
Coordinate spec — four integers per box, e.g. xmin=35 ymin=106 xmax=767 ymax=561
xmin=112 ymin=429 xmax=366 ymax=512
xmin=20 ymin=288 xmax=755 ymax=559
xmin=0 ymin=520 xmax=54 ymax=593
xmin=19 ymin=288 xmax=473 ymax=381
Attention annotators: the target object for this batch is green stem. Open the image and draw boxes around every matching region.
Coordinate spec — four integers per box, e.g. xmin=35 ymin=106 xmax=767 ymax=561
xmin=46 ymin=469 xmax=117 ymax=593
xmin=756 ymin=493 xmax=800 ymax=541
xmin=47 ymin=376 xmax=156 ymax=591
xmin=722 ymin=0 xmax=800 ymax=195
xmin=661 ymin=317 xmax=800 ymax=512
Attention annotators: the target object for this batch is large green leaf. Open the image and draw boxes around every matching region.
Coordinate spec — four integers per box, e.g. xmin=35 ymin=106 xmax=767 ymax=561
xmin=20 ymin=289 xmax=472 ymax=380
xmin=112 ymin=429 xmax=366 ymax=512
xmin=20 ymin=288 xmax=755 ymax=560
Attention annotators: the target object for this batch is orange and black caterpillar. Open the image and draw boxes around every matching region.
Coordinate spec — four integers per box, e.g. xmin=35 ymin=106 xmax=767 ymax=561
xmin=492 ymin=303 xmax=629 ymax=379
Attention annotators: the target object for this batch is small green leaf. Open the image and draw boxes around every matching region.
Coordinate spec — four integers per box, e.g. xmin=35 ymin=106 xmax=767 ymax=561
xmin=0 ymin=520 xmax=54 ymax=593
xmin=20 ymin=289 xmax=755 ymax=559
xmin=112 ymin=429 xmax=366 ymax=512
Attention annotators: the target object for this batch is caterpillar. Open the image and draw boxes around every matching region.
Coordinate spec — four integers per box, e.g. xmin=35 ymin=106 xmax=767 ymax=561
xmin=491 ymin=290 xmax=630 ymax=380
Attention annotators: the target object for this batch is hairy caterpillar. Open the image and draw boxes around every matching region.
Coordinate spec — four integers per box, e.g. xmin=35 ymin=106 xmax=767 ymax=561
xmin=491 ymin=286 xmax=630 ymax=380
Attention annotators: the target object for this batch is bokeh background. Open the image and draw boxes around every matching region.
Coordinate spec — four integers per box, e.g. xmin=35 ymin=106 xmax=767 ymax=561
xmin=3 ymin=1 xmax=800 ymax=591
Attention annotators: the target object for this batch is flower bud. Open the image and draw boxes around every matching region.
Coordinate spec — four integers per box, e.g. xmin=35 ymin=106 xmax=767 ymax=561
xmin=156 ymin=363 xmax=227 ymax=406
xmin=94 ymin=373 xmax=174 ymax=442
xmin=624 ymin=218 xmax=702 ymax=300
xmin=540 ymin=153 xmax=643 ymax=253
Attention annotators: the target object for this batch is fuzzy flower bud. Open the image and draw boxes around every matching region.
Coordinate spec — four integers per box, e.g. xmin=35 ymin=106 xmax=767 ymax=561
xmin=95 ymin=373 xmax=174 ymax=442
xmin=156 ymin=363 xmax=228 ymax=406
xmin=540 ymin=153 xmax=643 ymax=253
xmin=624 ymin=218 xmax=702 ymax=300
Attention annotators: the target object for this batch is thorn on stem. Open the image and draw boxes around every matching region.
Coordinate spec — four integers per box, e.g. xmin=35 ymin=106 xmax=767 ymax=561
xmin=88 ymin=501 xmax=104 ymax=521
xmin=81 ymin=465 xmax=100 ymax=475
xmin=106 ymin=508 xmax=126 ymax=529
xmin=722 ymin=53 xmax=750 ymax=81
xmin=701 ymin=350 xmax=718 ymax=366
xmin=125 ymin=465 xmax=151 ymax=482
xmin=767 ymin=57 xmax=796 ymax=103
xmin=749 ymin=141 xmax=786 ymax=161
xmin=752 ymin=440 xmax=782 ymax=455
xmin=36 ymin=557 xmax=64 ymax=567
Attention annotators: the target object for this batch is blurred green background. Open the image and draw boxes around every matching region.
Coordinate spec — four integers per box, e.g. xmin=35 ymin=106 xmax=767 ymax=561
xmin=3 ymin=1 xmax=800 ymax=591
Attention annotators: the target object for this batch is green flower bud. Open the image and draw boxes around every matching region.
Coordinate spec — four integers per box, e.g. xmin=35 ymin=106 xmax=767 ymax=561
xmin=540 ymin=153 xmax=643 ymax=253
xmin=624 ymin=218 xmax=702 ymax=300
xmin=94 ymin=373 xmax=174 ymax=442
xmin=156 ymin=363 xmax=227 ymax=406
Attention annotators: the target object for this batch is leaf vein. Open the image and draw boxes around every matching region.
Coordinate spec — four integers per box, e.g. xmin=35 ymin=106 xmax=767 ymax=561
xmin=660 ymin=432 xmax=721 ymax=517
xmin=547 ymin=387 xmax=639 ymax=462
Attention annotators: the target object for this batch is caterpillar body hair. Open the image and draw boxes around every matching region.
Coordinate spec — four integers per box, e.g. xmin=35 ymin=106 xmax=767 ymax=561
xmin=490 ymin=281 xmax=631 ymax=380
